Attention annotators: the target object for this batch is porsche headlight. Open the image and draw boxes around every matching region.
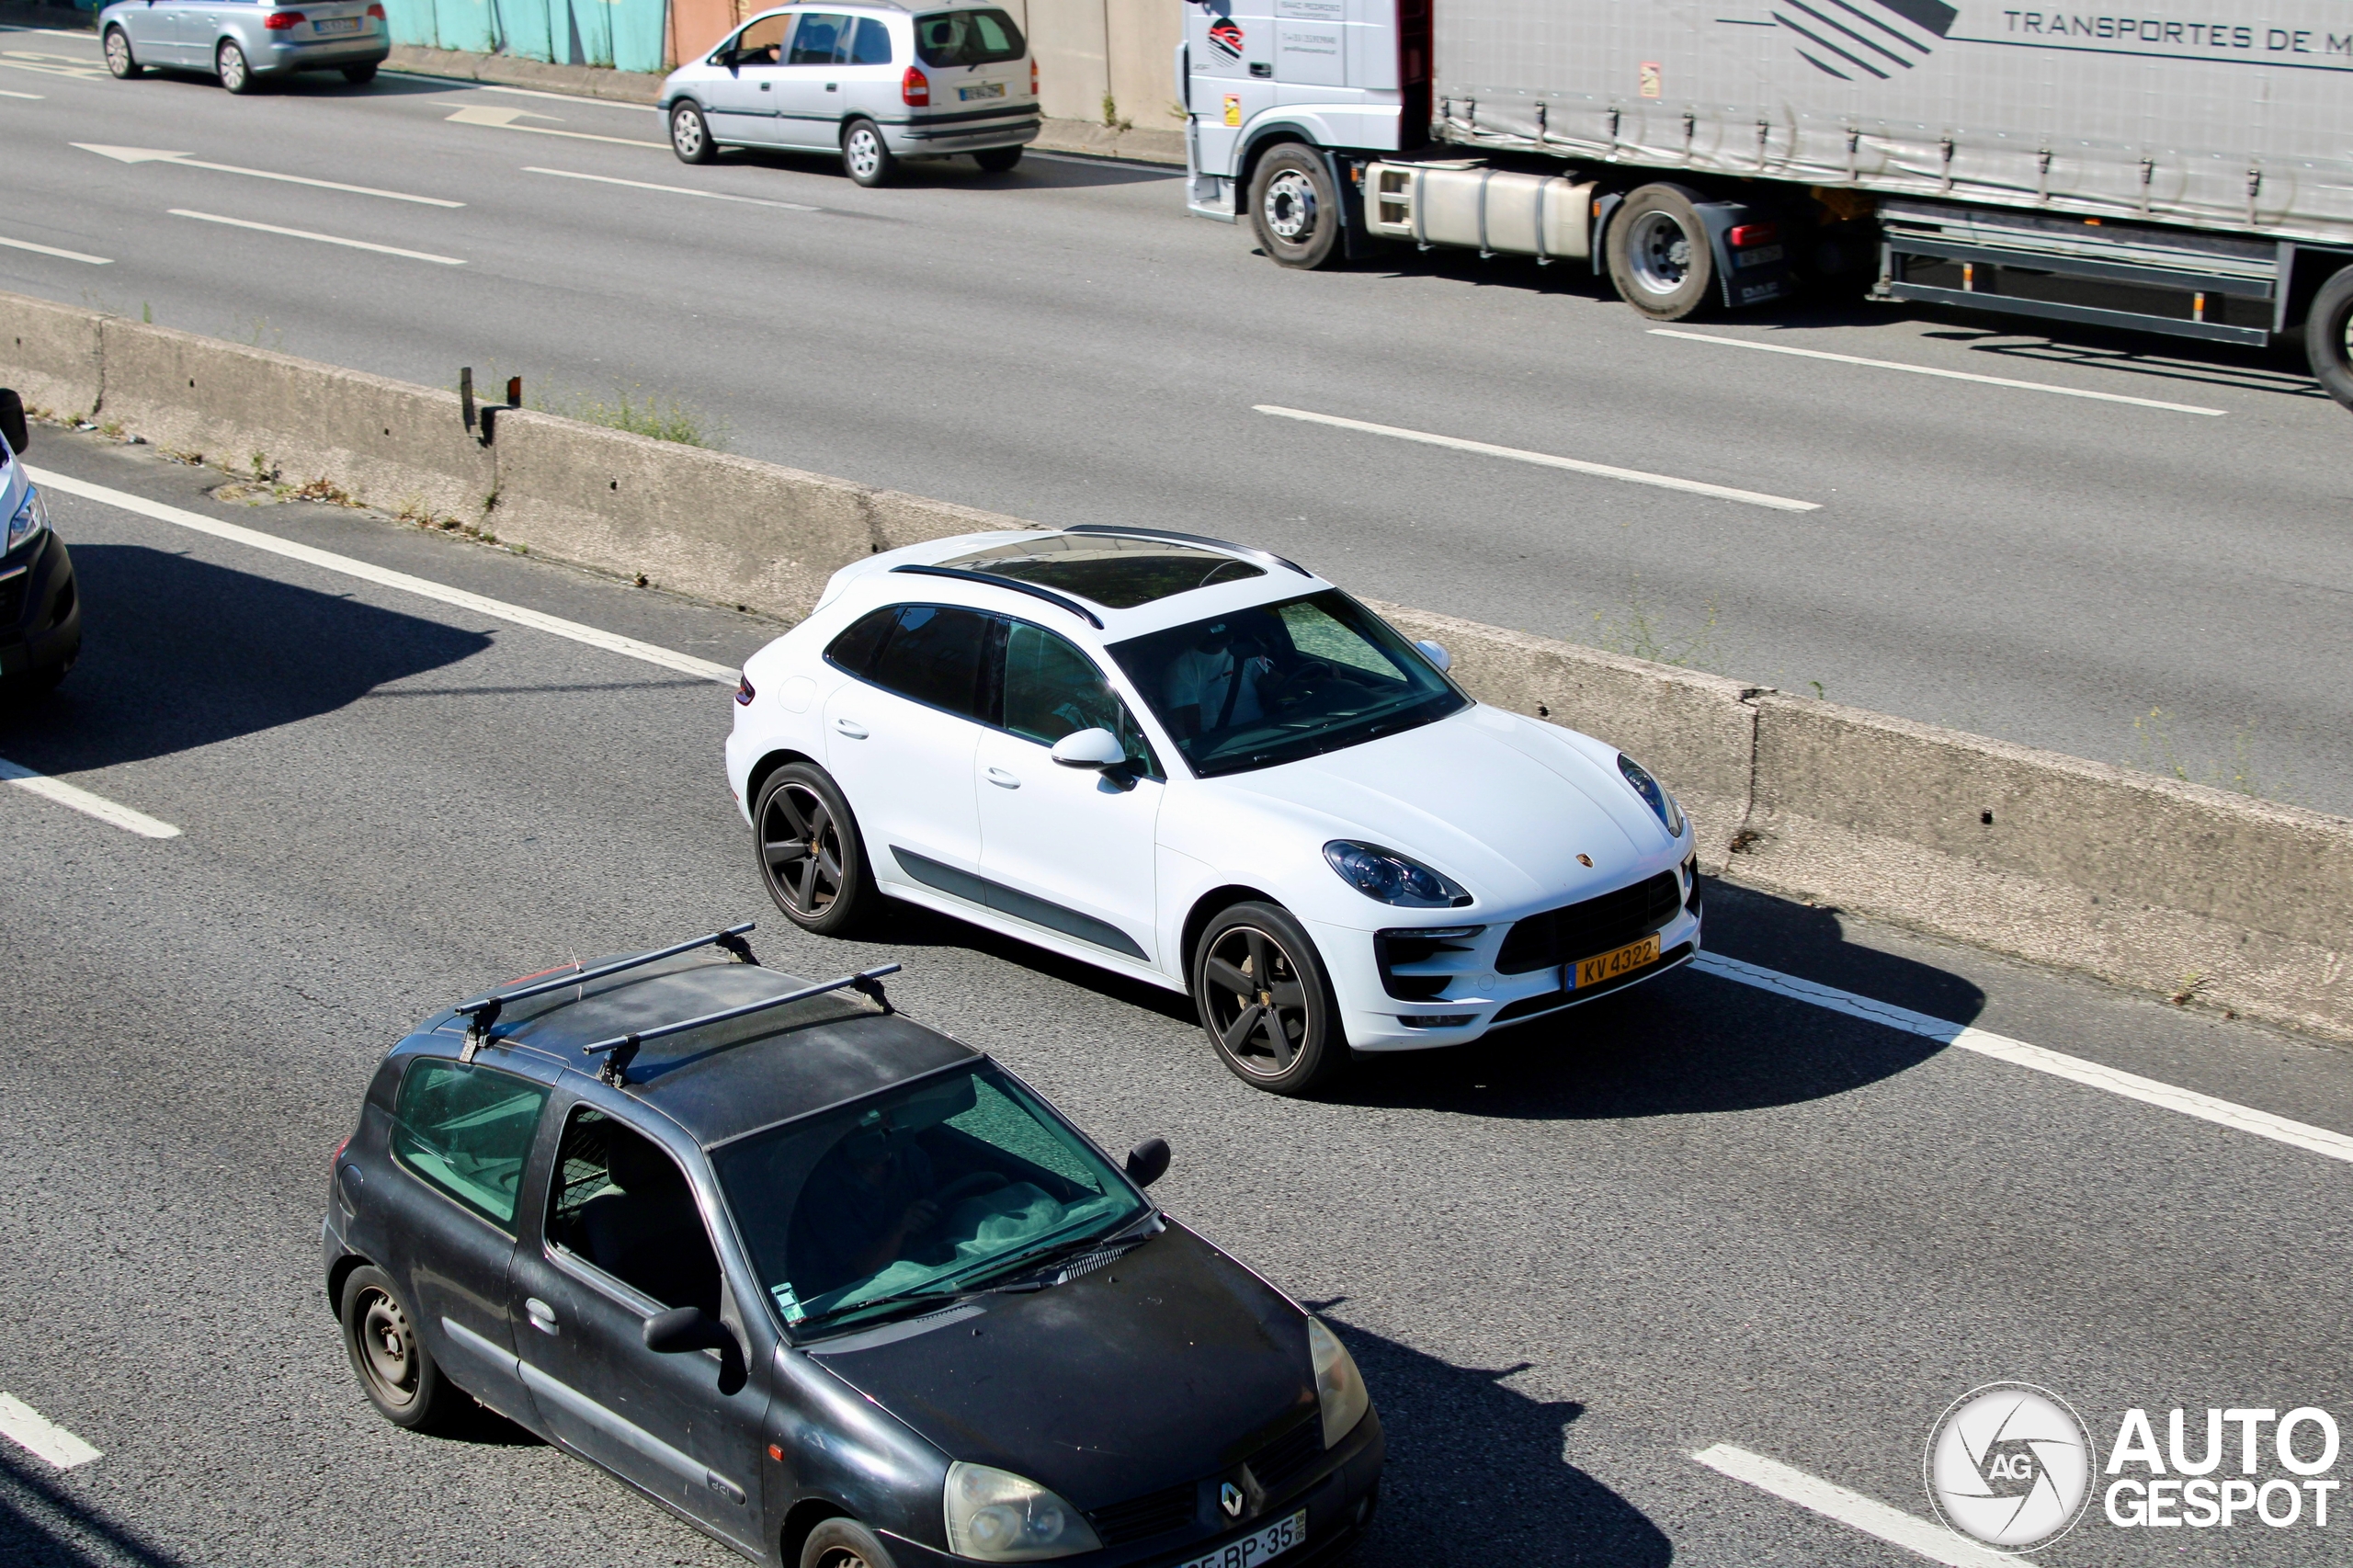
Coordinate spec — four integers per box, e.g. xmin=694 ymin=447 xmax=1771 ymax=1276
xmin=1324 ymin=840 xmax=1470 ymax=908
xmin=1616 ymin=755 xmax=1685 ymax=838
xmin=1307 ymin=1317 xmax=1370 ymax=1449
xmin=943 ymin=1462 xmax=1102 ymax=1562
xmin=6 ymin=484 xmax=47 ymax=553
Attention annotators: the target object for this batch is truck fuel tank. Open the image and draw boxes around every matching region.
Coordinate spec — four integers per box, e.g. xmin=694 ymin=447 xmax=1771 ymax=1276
xmin=1365 ymin=161 xmax=1597 ymax=260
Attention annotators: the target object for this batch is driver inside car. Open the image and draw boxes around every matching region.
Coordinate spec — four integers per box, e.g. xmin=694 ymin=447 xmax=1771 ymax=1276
xmin=788 ymin=1120 xmax=940 ymax=1298
xmin=1162 ymin=618 xmax=1277 ymax=741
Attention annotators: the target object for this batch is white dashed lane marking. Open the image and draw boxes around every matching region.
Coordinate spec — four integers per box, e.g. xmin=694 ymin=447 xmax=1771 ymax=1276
xmin=0 ymin=1392 xmax=103 ymax=1470
xmin=1649 ymin=329 xmax=2228 ymax=416
xmin=1693 ymin=1444 xmax=2027 ymax=1568
xmin=0 ymin=756 xmax=180 ymax=838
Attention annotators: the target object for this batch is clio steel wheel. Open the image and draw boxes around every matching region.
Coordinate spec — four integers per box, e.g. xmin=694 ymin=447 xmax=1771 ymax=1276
xmin=1192 ymin=902 xmax=1347 ymax=1095
xmin=755 ymin=763 xmax=877 ymax=936
xmin=339 ymin=1266 xmax=458 ymax=1431
xmin=801 ymin=1517 xmax=902 ymax=1568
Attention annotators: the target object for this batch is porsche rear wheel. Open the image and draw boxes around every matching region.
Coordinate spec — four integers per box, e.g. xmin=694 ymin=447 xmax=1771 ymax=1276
xmin=1192 ymin=902 xmax=1347 ymax=1095
xmin=756 ymin=763 xmax=877 ymax=936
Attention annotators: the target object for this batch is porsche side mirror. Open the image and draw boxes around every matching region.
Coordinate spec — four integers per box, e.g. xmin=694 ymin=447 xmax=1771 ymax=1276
xmin=1413 ymin=639 xmax=1450 ymax=673
xmin=0 ymin=390 xmax=26 ymax=456
xmin=1051 ymin=727 xmax=1127 ymax=769
xmin=1125 ymin=1136 xmax=1170 ymax=1188
xmin=643 ymin=1305 xmax=732 ymax=1354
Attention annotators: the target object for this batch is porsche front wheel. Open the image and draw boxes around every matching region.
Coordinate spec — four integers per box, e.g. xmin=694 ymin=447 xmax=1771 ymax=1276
xmin=1192 ymin=902 xmax=1347 ymax=1095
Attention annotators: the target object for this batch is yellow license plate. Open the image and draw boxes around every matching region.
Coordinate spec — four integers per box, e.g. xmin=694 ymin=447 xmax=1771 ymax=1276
xmin=1573 ymin=933 xmax=1660 ymax=989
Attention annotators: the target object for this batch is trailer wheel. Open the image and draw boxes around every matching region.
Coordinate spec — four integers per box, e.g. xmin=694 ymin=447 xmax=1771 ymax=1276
xmin=1607 ymin=183 xmax=1714 ymax=321
xmin=2303 ymin=266 xmax=2353 ymax=411
xmin=1249 ymin=145 xmax=1342 ymax=270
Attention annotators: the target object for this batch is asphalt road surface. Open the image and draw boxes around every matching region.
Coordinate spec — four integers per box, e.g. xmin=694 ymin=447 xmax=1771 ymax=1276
xmin=1 ymin=22 xmax=2349 ymax=819
xmin=1 ymin=428 xmax=2347 ymax=1567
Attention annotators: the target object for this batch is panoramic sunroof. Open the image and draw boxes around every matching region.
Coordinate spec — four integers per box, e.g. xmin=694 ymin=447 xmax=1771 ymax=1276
xmin=937 ymin=533 xmax=1266 ymax=610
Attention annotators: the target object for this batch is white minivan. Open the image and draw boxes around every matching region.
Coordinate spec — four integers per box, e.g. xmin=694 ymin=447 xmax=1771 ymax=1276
xmin=660 ymin=0 xmax=1040 ymax=186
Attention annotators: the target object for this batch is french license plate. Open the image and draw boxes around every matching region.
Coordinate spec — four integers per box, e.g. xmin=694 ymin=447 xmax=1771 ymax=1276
xmin=1178 ymin=1508 xmax=1307 ymax=1568
xmin=958 ymin=80 xmax=1006 ymax=101
xmin=313 ymin=16 xmax=363 ymax=31
xmin=1571 ymin=933 xmax=1660 ymax=990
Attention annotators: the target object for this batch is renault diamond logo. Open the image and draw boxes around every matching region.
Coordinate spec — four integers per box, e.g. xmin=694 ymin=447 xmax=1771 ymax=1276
xmin=1220 ymin=1482 xmax=1245 ymax=1518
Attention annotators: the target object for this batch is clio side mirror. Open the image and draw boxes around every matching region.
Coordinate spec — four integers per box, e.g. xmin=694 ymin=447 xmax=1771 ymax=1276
xmin=0 ymin=390 xmax=26 ymax=456
xmin=1125 ymin=1137 xmax=1170 ymax=1188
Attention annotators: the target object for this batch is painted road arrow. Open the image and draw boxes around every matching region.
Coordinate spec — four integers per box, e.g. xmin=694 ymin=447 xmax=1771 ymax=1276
xmin=438 ymin=104 xmax=665 ymax=148
xmin=73 ymin=144 xmax=463 ymax=207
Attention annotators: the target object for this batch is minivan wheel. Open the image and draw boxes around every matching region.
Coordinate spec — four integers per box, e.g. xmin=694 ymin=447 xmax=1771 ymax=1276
xmin=339 ymin=1266 xmax=459 ymax=1430
xmin=103 ymin=27 xmax=142 ymax=78
xmin=972 ymin=145 xmax=1022 ymax=174
xmin=1248 ymin=144 xmax=1342 ymax=269
xmin=842 ymin=119 xmax=894 ymax=187
xmin=1192 ymin=902 xmax=1347 ymax=1095
xmin=755 ymin=763 xmax=878 ymax=936
xmin=216 ymin=40 xmax=256 ymax=94
xmin=801 ymin=1517 xmax=901 ymax=1568
xmin=1606 ymin=183 xmax=1715 ymax=321
xmin=671 ymin=100 xmax=717 ymax=165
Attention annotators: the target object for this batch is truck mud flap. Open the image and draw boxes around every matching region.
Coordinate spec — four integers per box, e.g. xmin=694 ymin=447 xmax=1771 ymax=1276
xmin=1694 ymin=200 xmax=1795 ymax=311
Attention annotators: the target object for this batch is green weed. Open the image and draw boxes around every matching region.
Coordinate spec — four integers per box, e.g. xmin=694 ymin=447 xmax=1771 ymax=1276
xmin=2129 ymin=706 xmax=2290 ymax=801
xmin=1586 ymin=577 xmax=1722 ymax=671
xmin=533 ymin=383 xmax=725 ymax=449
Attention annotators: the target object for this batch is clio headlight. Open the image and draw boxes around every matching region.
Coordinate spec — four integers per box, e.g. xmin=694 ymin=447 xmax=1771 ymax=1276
xmin=1324 ymin=840 xmax=1470 ymax=908
xmin=6 ymin=484 xmax=47 ymax=552
xmin=943 ymin=1462 xmax=1102 ymax=1562
xmin=1307 ymin=1317 xmax=1370 ymax=1449
xmin=1616 ymin=755 xmax=1686 ymax=838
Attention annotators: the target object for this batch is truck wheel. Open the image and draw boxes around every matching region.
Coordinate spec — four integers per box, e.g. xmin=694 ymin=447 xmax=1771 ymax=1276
xmin=1249 ymin=145 xmax=1342 ymax=270
xmin=2303 ymin=266 xmax=2353 ymax=411
xmin=1607 ymin=183 xmax=1714 ymax=321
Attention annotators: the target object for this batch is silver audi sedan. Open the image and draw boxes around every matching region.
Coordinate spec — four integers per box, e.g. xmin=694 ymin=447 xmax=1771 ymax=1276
xmin=100 ymin=0 xmax=391 ymax=93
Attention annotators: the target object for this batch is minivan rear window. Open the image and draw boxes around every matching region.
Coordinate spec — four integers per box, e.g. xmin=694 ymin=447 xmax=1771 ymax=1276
xmin=914 ymin=7 xmax=1024 ymax=66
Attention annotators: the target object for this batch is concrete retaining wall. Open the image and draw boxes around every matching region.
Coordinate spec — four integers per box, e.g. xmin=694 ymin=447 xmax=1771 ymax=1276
xmin=3 ymin=288 xmax=2347 ymax=1042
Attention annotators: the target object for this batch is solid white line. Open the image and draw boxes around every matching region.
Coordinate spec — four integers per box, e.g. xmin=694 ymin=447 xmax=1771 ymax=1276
xmin=0 ymin=233 xmax=108 ymax=264
xmin=74 ymin=143 xmax=463 ymax=207
xmin=167 ymin=210 xmax=464 ymax=265
xmin=1693 ymin=951 xmax=2353 ymax=1165
xmin=1649 ymin=329 xmax=2229 ymax=416
xmin=1693 ymin=1445 xmax=2023 ymax=1568
xmin=0 ymin=756 xmax=181 ymax=838
xmin=525 ymin=166 xmax=819 ymax=211
xmin=0 ymin=1393 xmax=102 ymax=1470
xmin=1252 ymin=405 xmax=1821 ymax=512
xmin=0 ymin=86 xmax=41 ymax=98
xmin=27 ymin=467 xmax=738 ymax=686
xmin=478 ymin=83 xmax=661 ymax=111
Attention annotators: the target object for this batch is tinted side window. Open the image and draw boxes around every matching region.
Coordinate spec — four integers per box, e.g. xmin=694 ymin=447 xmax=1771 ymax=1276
xmin=547 ymin=1107 xmax=721 ymax=1313
xmin=824 ymin=606 xmax=896 ymax=676
xmin=392 ymin=1060 xmax=550 ymax=1226
xmin=999 ymin=619 xmax=1157 ymax=774
xmin=867 ymin=605 xmax=991 ymax=719
xmin=789 ymin=12 xmax=850 ymax=62
xmin=848 ymin=16 xmax=891 ymax=62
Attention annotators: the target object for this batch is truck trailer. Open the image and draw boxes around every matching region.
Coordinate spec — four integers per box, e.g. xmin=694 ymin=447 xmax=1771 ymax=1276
xmin=1178 ymin=0 xmax=2353 ymax=406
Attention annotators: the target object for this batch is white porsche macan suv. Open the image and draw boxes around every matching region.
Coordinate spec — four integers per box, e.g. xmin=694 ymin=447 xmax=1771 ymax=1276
xmin=724 ymin=527 xmax=1700 ymax=1093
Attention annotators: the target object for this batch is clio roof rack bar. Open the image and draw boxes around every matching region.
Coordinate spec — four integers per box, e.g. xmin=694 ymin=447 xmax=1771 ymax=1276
xmin=583 ymin=963 xmax=904 ymax=1086
xmin=455 ymin=922 xmax=759 ymax=1058
xmin=1060 ymin=523 xmax=1313 ymax=578
xmin=890 ymin=562 xmax=1104 ymax=629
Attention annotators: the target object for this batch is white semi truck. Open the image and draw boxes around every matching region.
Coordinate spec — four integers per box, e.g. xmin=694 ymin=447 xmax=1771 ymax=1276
xmin=1177 ymin=0 xmax=2353 ymax=406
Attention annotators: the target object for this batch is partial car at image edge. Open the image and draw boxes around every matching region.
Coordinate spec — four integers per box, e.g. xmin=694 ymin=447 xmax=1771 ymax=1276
xmin=0 ymin=390 xmax=82 ymax=702
xmin=100 ymin=0 xmax=391 ymax=93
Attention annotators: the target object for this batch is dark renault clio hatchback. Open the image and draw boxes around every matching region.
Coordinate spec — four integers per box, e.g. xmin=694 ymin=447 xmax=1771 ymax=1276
xmin=324 ymin=925 xmax=1383 ymax=1568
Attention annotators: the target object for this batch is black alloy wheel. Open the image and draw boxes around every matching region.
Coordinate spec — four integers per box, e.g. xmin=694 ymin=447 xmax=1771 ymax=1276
xmin=2304 ymin=265 xmax=2353 ymax=411
xmin=671 ymin=101 xmax=717 ymax=165
xmin=1192 ymin=901 xmax=1346 ymax=1094
xmin=342 ymin=62 xmax=377 ymax=84
xmin=801 ymin=1517 xmax=902 ymax=1568
xmin=103 ymin=27 xmax=142 ymax=78
xmin=755 ymin=763 xmax=875 ymax=935
xmin=216 ymin=40 xmax=256 ymax=94
xmin=1248 ymin=143 xmax=1342 ymax=270
xmin=1605 ymin=182 xmax=1716 ymax=322
xmin=972 ymin=145 xmax=1022 ymax=173
xmin=338 ymin=1266 xmax=457 ymax=1430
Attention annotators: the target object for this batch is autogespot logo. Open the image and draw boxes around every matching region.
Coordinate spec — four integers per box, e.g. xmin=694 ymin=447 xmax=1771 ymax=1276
xmin=1925 ymin=1383 xmax=2097 ymax=1551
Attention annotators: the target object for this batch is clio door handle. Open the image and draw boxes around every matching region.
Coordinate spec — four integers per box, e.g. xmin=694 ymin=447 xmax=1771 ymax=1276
xmin=525 ymin=1298 xmax=558 ymax=1334
xmin=985 ymin=767 xmax=1020 ymax=789
xmin=833 ymin=718 xmax=869 ymax=739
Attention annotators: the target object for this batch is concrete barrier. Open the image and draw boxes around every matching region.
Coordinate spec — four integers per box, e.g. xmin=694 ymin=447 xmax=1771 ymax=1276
xmin=3 ymin=288 xmax=2347 ymax=1042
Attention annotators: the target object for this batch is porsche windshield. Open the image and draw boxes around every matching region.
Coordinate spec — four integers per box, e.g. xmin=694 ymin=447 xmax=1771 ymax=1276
xmin=1108 ymin=591 xmax=1466 ymax=778
xmin=710 ymin=1063 xmax=1146 ymax=1335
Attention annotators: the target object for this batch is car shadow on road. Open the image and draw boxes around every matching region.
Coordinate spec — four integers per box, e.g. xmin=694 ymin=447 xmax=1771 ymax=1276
xmin=721 ymin=146 xmax=1178 ymax=192
xmin=0 ymin=543 xmax=492 ymax=773
xmin=1312 ymin=1307 xmax=1671 ymax=1567
xmin=0 ymin=1446 xmax=192 ymax=1568
xmin=1337 ymin=879 xmax=1977 ymax=1119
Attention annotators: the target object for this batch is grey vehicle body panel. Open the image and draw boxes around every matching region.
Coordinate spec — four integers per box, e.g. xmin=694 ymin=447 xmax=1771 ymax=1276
xmin=100 ymin=0 xmax=390 ymax=75
xmin=1430 ymin=0 xmax=2353 ymax=247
